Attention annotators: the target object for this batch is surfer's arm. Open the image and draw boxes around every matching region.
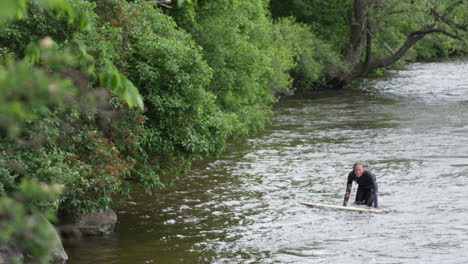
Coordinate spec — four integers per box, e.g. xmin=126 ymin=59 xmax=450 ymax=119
xmin=343 ymin=173 xmax=354 ymax=206
xmin=343 ymin=184 xmax=352 ymax=206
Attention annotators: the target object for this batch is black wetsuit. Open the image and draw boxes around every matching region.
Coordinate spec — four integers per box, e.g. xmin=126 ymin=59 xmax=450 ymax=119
xmin=343 ymin=170 xmax=379 ymax=208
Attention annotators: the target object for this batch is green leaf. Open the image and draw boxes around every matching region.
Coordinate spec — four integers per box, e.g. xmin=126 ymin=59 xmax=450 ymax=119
xmin=99 ymin=69 xmax=144 ymax=109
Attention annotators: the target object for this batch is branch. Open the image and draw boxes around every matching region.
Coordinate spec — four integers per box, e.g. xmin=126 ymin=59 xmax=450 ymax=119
xmin=410 ymin=26 xmax=463 ymax=40
xmin=363 ymin=25 xmax=429 ymax=72
xmin=445 ymin=0 xmax=464 ymax=13
xmin=363 ymin=23 xmax=465 ymax=75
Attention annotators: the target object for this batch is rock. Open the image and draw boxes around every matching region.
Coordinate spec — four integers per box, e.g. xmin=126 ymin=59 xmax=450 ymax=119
xmin=43 ymin=218 xmax=68 ymax=264
xmin=77 ymin=208 xmax=118 ymax=236
xmin=32 ymin=215 xmax=68 ymax=264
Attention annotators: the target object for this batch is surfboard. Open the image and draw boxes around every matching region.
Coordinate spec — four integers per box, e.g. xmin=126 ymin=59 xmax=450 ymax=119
xmin=299 ymin=201 xmax=381 ymax=213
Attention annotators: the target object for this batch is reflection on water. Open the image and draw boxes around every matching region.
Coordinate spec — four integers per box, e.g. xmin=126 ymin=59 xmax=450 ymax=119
xmin=66 ymin=59 xmax=468 ymax=264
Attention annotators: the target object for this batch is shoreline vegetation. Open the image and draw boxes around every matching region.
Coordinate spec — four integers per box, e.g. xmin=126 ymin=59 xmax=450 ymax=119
xmin=0 ymin=0 xmax=466 ymax=263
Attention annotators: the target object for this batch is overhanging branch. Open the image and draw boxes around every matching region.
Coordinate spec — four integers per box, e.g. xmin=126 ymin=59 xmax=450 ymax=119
xmin=410 ymin=26 xmax=463 ymax=40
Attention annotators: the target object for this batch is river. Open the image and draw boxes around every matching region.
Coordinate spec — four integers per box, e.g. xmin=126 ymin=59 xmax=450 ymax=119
xmin=66 ymin=59 xmax=468 ymax=264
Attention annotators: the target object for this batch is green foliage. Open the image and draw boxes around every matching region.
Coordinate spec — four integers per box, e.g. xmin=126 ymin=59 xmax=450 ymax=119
xmin=0 ymin=1 xmax=147 ymax=262
xmin=56 ymin=130 xmax=131 ymax=214
xmin=0 ymin=0 xmax=91 ymax=28
xmin=270 ymin=0 xmax=350 ymax=51
xmin=99 ymin=64 xmax=144 ymax=109
xmin=0 ymin=42 xmax=77 ymax=137
xmin=411 ymin=34 xmax=467 ymax=60
xmin=270 ymin=0 xmax=466 ymax=83
xmin=1 ymin=97 xmax=146 ymax=216
xmin=170 ymin=0 xmax=301 ymax=134
xmin=0 ymin=0 xmax=26 ymax=21
xmin=0 ymin=0 xmax=92 ymax=59
xmin=0 ymin=36 xmax=143 ymax=137
xmin=272 ymin=18 xmax=343 ymax=90
xmin=77 ymin=0 xmax=237 ymax=188
xmin=199 ymin=0 xmax=278 ymax=132
xmin=364 ymin=0 xmax=467 ymax=62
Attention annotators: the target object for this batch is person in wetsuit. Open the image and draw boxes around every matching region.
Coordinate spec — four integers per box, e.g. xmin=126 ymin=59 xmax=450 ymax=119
xmin=343 ymin=162 xmax=379 ymax=208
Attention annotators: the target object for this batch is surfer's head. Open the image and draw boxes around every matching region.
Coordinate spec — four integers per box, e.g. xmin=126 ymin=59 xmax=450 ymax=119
xmin=353 ymin=162 xmax=364 ymax=177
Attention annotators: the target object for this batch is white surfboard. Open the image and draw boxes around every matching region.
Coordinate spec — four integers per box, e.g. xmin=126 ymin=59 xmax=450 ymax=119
xmin=299 ymin=201 xmax=382 ymax=213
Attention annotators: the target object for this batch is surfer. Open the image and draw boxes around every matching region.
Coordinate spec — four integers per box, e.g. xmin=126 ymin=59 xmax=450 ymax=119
xmin=343 ymin=162 xmax=379 ymax=208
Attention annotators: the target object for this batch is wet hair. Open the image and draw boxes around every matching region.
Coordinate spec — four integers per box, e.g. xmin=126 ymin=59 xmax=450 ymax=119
xmin=353 ymin=162 xmax=364 ymax=169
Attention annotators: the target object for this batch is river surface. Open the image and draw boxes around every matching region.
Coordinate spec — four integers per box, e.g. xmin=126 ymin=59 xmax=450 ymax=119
xmin=66 ymin=59 xmax=468 ymax=264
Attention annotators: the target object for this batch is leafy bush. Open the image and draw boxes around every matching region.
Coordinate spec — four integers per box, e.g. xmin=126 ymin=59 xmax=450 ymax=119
xmin=77 ymin=0 xmax=236 ymax=187
xmin=169 ymin=0 xmax=302 ymax=134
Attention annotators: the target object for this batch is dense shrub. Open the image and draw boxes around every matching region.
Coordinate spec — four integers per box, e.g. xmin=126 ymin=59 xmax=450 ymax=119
xmin=0 ymin=1 xmax=111 ymax=262
xmin=169 ymin=0 xmax=303 ymax=134
xmin=76 ymin=0 xmax=237 ymax=188
xmin=1 ymin=0 xmax=334 ymax=225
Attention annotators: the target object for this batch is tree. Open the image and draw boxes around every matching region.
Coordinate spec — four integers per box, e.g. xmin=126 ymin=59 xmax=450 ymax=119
xmin=270 ymin=0 xmax=467 ymax=89
xmin=168 ymin=0 xmax=301 ymax=134
xmin=328 ymin=0 xmax=467 ymax=88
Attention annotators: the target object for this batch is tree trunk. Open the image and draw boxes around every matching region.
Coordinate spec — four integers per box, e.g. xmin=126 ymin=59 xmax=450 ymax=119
xmin=327 ymin=0 xmax=367 ymax=88
xmin=326 ymin=1 xmax=466 ymax=89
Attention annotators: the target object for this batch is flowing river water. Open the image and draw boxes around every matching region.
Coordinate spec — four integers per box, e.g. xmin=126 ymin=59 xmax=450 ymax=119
xmin=66 ymin=59 xmax=468 ymax=264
